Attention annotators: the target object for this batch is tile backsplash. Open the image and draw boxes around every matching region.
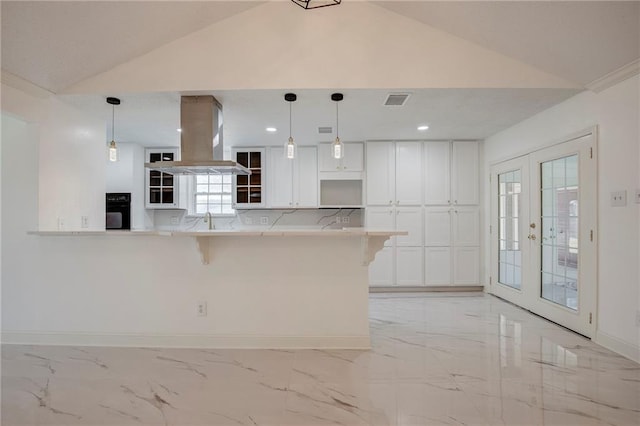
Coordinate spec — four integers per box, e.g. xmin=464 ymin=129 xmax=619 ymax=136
xmin=153 ymin=209 xmax=363 ymax=231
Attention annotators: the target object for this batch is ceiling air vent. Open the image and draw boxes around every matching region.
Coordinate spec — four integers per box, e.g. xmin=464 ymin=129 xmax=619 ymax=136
xmin=384 ymin=93 xmax=411 ymax=106
xmin=318 ymin=126 xmax=333 ymax=134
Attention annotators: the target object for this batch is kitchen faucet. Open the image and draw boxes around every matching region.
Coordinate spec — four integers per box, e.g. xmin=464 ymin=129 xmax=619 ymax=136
xmin=204 ymin=212 xmax=214 ymax=230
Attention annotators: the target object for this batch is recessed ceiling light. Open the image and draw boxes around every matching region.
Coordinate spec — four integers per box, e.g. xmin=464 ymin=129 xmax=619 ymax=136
xmin=266 ymin=127 xmax=277 ymax=132
xmin=417 ymin=125 xmax=429 ymax=131
xmin=177 ymin=128 xmax=182 ymax=133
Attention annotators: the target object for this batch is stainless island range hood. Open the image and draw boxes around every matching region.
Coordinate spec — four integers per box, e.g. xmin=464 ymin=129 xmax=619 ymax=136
xmin=145 ymin=95 xmax=250 ymax=175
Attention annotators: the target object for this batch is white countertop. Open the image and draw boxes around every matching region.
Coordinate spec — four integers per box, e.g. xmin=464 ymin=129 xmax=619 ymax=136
xmin=28 ymin=228 xmax=406 ymax=237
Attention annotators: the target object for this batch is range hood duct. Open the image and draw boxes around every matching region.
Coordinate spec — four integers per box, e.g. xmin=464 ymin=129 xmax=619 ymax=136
xmin=145 ymin=96 xmax=250 ymax=175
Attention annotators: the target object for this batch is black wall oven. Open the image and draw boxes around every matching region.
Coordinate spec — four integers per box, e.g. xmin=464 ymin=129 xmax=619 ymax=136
xmin=106 ymin=193 xmax=131 ymax=230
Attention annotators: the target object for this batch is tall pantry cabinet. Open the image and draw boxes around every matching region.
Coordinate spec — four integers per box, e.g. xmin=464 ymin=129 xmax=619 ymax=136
xmin=366 ymin=141 xmax=424 ymax=286
xmin=366 ymin=140 xmax=480 ymax=287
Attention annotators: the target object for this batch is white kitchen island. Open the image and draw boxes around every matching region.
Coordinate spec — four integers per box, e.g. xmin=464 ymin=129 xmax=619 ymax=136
xmin=18 ymin=228 xmax=403 ymax=349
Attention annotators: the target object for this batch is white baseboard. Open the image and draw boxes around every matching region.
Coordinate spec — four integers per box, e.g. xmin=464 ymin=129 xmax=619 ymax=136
xmin=595 ymin=330 xmax=640 ymax=363
xmin=1 ymin=331 xmax=371 ymax=350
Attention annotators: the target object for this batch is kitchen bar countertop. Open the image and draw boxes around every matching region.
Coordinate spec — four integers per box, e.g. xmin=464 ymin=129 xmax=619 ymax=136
xmin=29 ymin=228 xmax=405 ymax=237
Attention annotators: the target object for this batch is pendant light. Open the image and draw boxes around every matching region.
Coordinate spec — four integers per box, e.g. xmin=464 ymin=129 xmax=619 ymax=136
xmin=106 ymin=97 xmax=121 ymax=162
xmin=284 ymin=93 xmax=297 ymax=159
xmin=331 ymin=93 xmax=344 ymax=160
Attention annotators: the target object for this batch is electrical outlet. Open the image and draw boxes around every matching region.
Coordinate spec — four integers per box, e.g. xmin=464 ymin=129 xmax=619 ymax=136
xmin=610 ymin=191 xmax=627 ymax=207
xmin=81 ymin=216 xmax=89 ymax=228
xmin=635 ymin=189 xmax=640 ymax=204
xmin=245 ymin=217 xmax=253 ymax=225
xmin=197 ymin=301 xmax=207 ymax=317
xmin=170 ymin=216 xmax=179 ymax=225
xmin=335 ymin=217 xmax=341 ymax=224
xmin=57 ymin=217 xmax=65 ymax=231
xmin=260 ymin=216 xmax=268 ymax=225
xmin=342 ymin=216 xmax=350 ymax=224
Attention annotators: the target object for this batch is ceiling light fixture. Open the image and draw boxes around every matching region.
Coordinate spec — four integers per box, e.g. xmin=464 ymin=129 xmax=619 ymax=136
xmin=331 ymin=93 xmax=344 ymax=160
xmin=417 ymin=125 xmax=429 ymax=131
xmin=284 ymin=93 xmax=297 ymax=160
xmin=266 ymin=127 xmax=277 ymax=133
xmin=106 ymin=97 xmax=120 ymax=162
xmin=291 ymin=0 xmax=341 ymax=10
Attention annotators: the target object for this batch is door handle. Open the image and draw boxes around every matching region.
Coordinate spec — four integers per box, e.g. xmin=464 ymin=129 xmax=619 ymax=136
xmin=530 ymin=223 xmax=536 ymax=229
xmin=528 ymin=234 xmax=537 ymax=240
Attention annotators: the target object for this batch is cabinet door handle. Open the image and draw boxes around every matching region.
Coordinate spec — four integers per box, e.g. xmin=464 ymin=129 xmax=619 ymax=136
xmin=454 ymin=200 xmax=458 ymax=204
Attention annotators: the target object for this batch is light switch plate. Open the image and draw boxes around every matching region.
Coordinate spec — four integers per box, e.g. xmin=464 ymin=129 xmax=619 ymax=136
xmin=611 ymin=190 xmax=627 ymax=207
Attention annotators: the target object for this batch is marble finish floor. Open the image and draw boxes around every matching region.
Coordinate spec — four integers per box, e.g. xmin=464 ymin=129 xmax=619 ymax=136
xmin=2 ymin=293 xmax=640 ymax=425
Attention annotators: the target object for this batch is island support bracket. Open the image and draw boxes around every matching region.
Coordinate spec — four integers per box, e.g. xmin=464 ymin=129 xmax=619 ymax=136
xmin=195 ymin=237 xmax=211 ymax=265
xmin=361 ymin=236 xmax=390 ymax=266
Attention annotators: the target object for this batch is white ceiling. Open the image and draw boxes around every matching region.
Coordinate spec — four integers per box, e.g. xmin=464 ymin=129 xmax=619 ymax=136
xmin=2 ymin=1 xmax=638 ymax=145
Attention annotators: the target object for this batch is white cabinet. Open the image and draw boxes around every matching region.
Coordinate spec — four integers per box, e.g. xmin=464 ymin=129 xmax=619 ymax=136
xmin=396 ymin=247 xmax=424 ymax=286
xmin=425 ymin=247 xmax=451 ymax=285
xmin=452 ymin=141 xmax=479 ymax=205
xmin=268 ymin=146 xmax=318 ymax=208
xmin=295 ymin=147 xmax=318 ymax=207
xmin=452 ymin=207 xmax=480 ymax=246
xmin=365 ymin=207 xmax=394 ymax=246
xmin=366 ymin=141 xmax=422 ymax=206
xmin=453 ymin=247 xmax=480 ymax=285
xmin=318 ymin=142 xmax=364 ymax=172
xmin=365 ymin=142 xmax=395 ymax=205
xmin=424 ymin=206 xmax=480 ymax=286
xmin=424 ymin=141 xmax=451 ymax=205
xmin=366 ymin=139 xmax=480 ymax=288
xmin=395 ymin=142 xmax=423 ymax=205
xmin=145 ymin=148 xmax=186 ymax=209
xmin=395 ymin=207 xmax=423 ymax=247
xmin=424 ymin=141 xmax=479 ymax=206
xmin=366 ymin=206 xmax=424 ymax=286
xmin=424 ymin=207 xmax=452 ymax=246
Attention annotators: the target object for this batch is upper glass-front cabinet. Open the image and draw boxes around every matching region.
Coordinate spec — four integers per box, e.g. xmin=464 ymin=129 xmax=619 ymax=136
xmin=233 ymin=148 xmax=265 ymax=208
xmin=145 ymin=148 xmax=183 ymax=209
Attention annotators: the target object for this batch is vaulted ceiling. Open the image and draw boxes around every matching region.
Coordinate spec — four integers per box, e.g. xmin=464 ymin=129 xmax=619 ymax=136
xmin=2 ymin=1 xmax=638 ymax=146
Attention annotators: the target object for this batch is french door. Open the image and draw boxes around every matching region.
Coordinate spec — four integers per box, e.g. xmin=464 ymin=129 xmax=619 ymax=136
xmin=490 ymin=132 xmax=597 ymax=337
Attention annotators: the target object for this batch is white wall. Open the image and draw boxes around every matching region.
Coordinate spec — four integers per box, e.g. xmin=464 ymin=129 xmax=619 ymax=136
xmin=1 ymin=113 xmax=40 ymax=331
xmin=38 ymin=97 xmax=105 ymax=231
xmin=483 ymin=75 xmax=640 ymax=360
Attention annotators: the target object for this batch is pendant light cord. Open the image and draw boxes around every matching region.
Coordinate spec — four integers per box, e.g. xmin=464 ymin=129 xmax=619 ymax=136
xmin=289 ymin=101 xmax=292 ymax=139
xmin=335 ymin=102 xmax=339 ymax=138
xmin=111 ymin=104 xmax=115 ymax=142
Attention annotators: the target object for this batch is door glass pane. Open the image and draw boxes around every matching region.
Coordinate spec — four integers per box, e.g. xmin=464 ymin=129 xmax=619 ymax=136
xmin=498 ymin=170 xmax=522 ymax=289
xmin=540 ymin=155 xmax=578 ymax=310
